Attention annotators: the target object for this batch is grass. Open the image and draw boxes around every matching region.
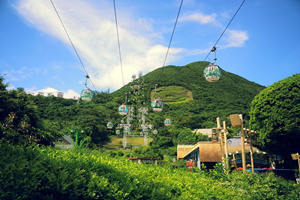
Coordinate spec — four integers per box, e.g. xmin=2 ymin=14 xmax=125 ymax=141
xmin=151 ymin=86 xmax=193 ymax=104
xmin=104 ymin=136 xmax=153 ymax=150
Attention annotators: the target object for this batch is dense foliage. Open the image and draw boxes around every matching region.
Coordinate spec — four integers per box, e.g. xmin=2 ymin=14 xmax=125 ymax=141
xmin=113 ymin=61 xmax=265 ymax=129
xmin=0 ymin=77 xmax=60 ymax=145
xmin=1 ymin=144 xmax=299 ymax=200
xmin=1 ymin=61 xmax=265 ymax=151
xmin=249 ymin=73 xmax=300 ymax=156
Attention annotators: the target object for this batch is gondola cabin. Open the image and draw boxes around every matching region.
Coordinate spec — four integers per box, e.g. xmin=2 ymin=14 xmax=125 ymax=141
xmin=151 ymin=99 xmax=163 ymax=112
xmin=124 ymin=125 xmax=131 ymax=132
xmin=203 ymin=63 xmax=221 ymax=82
xmin=107 ymin=122 xmax=113 ymax=129
xmin=118 ymin=105 xmax=129 ymax=115
xmin=153 ymin=129 xmax=158 ymax=135
xmin=80 ymin=89 xmax=94 ymax=101
xmin=116 ymin=130 xmax=121 ymax=135
xmin=142 ymin=127 xmax=149 ymax=133
xmin=164 ymin=118 xmax=172 ymax=126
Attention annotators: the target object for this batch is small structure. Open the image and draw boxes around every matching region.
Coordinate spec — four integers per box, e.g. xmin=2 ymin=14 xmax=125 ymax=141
xmin=55 ymin=135 xmax=74 ymax=149
xmin=193 ymin=128 xmax=218 ymax=138
xmin=129 ymin=158 xmax=160 ymax=165
xmin=177 ymin=139 xmax=266 ymax=169
xmin=177 ymin=142 xmax=222 ymax=169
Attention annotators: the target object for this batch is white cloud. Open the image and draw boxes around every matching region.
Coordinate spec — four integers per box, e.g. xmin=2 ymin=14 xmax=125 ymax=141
xmin=27 ymin=87 xmax=80 ymax=99
xmin=64 ymin=89 xmax=80 ymax=99
xmin=221 ymin=30 xmax=249 ymax=48
xmin=16 ymin=0 xmax=182 ymax=90
xmin=179 ymin=12 xmax=217 ymax=24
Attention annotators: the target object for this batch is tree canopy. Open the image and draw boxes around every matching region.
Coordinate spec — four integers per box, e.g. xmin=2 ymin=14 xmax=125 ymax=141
xmin=249 ymin=73 xmax=300 ymax=155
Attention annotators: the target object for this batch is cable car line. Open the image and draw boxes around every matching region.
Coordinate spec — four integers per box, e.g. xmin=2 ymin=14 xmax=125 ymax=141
xmin=113 ymin=0 xmax=125 ymax=86
xmin=49 ymin=0 xmax=97 ymax=90
xmin=203 ymin=0 xmax=246 ymax=61
xmin=162 ymin=0 xmax=184 ymax=67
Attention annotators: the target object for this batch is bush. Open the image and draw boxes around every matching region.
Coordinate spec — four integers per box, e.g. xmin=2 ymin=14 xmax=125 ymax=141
xmin=0 ymin=143 xmax=299 ymax=200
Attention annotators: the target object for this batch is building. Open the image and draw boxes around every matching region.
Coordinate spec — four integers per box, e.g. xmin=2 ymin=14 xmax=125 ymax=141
xmin=177 ymin=138 xmax=267 ymax=169
xmin=35 ymin=88 xmax=64 ymax=98
xmin=193 ymin=128 xmax=217 ymax=138
xmin=177 ymin=142 xmax=222 ymax=169
xmin=55 ymin=135 xmax=74 ymax=149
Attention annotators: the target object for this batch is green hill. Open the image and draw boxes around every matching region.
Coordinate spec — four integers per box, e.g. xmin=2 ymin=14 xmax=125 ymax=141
xmin=113 ymin=61 xmax=265 ymax=129
xmin=150 ymin=86 xmax=193 ymax=104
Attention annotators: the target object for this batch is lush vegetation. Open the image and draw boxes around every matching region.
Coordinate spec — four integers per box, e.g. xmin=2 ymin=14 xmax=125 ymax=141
xmin=150 ymin=86 xmax=193 ymax=104
xmin=1 ymin=144 xmax=299 ymax=200
xmin=0 ymin=61 xmax=265 ymax=156
xmin=249 ymin=73 xmax=300 ymax=167
xmin=114 ymin=61 xmax=265 ymax=129
xmin=0 ymin=65 xmax=299 ymax=199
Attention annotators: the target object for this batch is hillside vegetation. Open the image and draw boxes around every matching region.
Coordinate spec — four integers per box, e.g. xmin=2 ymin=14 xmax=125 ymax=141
xmin=113 ymin=61 xmax=265 ymax=129
xmin=150 ymin=86 xmax=193 ymax=104
xmin=1 ymin=144 xmax=299 ymax=200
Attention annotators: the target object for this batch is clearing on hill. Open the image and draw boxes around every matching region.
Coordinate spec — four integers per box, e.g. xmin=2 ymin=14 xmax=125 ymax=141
xmin=151 ymin=86 xmax=193 ymax=104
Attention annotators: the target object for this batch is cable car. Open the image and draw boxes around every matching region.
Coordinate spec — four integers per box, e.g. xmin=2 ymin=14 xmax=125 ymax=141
xmin=164 ymin=118 xmax=172 ymax=126
xmin=124 ymin=124 xmax=131 ymax=132
xmin=203 ymin=46 xmax=221 ymax=82
xmin=153 ymin=129 xmax=158 ymax=135
xmin=107 ymin=121 xmax=113 ymax=129
xmin=118 ymin=105 xmax=129 ymax=115
xmin=151 ymin=99 xmax=163 ymax=112
xmin=116 ymin=129 xmax=121 ymax=135
xmin=80 ymin=88 xmax=94 ymax=101
xmin=203 ymin=63 xmax=221 ymax=82
xmin=142 ymin=127 xmax=149 ymax=133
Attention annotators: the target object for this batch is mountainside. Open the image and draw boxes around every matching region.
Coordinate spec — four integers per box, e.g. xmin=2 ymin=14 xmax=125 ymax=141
xmin=113 ymin=61 xmax=265 ymax=128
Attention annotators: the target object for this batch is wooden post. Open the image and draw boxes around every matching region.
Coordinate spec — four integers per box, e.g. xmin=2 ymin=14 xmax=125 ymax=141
xmin=249 ymin=130 xmax=255 ymax=173
xmin=217 ymin=117 xmax=221 ymax=129
xmin=223 ymin=121 xmax=229 ymax=170
xmin=232 ymin=153 xmax=237 ymax=169
xmin=297 ymin=153 xmax=300 ymax=175
xmin=239 ymin=114 xmax=246 ymax=173
xmin=217 ymin=117 xmax=224 ymax=164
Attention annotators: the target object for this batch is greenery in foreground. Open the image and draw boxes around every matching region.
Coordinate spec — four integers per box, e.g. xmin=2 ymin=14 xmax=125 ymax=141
xmin=0 ymin=144 xmax=299 ymax=200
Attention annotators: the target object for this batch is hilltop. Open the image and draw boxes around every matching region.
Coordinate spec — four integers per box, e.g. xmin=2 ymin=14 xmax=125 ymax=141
xmin=112 ymin=61 xmax=265 ymax=128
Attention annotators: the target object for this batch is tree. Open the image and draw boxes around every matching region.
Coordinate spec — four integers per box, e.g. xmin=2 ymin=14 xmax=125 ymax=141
xmin=249 ymin=73 xmax=300 ymax=156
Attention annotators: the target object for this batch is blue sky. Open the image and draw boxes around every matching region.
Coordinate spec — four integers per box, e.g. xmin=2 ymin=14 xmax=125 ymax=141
xmin=1 ymin=0 xmax=299 ymax=98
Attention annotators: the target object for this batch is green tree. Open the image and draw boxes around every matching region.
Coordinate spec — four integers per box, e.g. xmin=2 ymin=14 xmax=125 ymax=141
xmin=249 ymin=74 xmax=300 ymax=156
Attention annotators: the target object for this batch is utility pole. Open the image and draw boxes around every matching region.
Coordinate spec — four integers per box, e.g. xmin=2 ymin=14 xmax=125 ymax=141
xmin=223 ymin=121 xmax=229 ymax=170
xmin=239 ymin=114 xmax=246 ymax=173
xmin=217 ymin=117 xmax=224 ymax=166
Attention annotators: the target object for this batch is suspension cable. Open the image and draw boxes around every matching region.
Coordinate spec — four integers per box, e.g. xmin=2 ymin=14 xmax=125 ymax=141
xmin=113 ymin=0 xmax=125 ymax=86
xmin=49 ymin=0 xmax=97 ymax=90
xmin=162 ymin=0 xmax=184 ymax=67
xmin=203 ymin=0 xmax=246 ymax=61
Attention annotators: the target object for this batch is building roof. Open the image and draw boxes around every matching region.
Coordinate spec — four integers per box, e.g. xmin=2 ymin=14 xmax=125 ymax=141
xmin=177 ymin=141 xmax=258 ymax=162
xmin=178 ymin=142 xmax=222 ymax=162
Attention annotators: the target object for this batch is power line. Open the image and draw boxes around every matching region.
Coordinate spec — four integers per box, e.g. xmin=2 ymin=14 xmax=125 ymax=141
xmin=49 ymin=0 xmax=97 ymax=90
xmin=113 ymin=0 xmax=125 ymax=86
xmin=203 ymin=0 xmax=246 ymax=61
xmin=162 ymin=0 xmax=184 ymax=67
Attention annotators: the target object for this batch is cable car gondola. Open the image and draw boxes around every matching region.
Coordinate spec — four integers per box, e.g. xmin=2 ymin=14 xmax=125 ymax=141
xmin=80 ymin=75 xmax=94 ymax=101
xmin=153 ymin=129 xmax=158 ymax=135
xmin=107 ymin=121 xmax=113 ymax=129
xmin=164 ymin=118 xmax=172 ymax=127
xmin=118 ymin=104 xmax=129 ymax=115
xmin=203 ymin=46 xmax=221 ymax=82
xmin=203 ymin=63 xmax=221 ymax=82
xmin=151 ymin=84 xmax=163 ymax=112
xmin=151 ymin=99 xmax=163 ymax=112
